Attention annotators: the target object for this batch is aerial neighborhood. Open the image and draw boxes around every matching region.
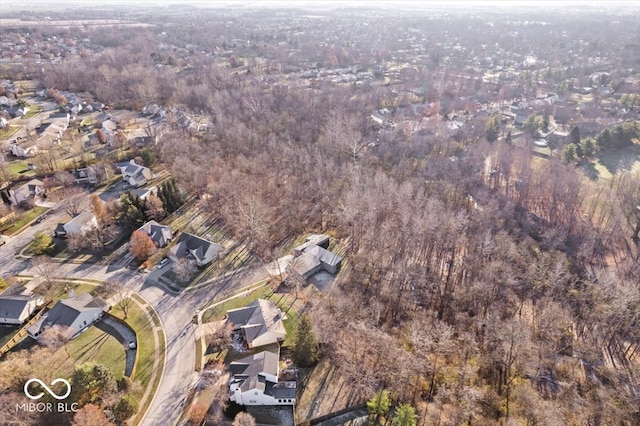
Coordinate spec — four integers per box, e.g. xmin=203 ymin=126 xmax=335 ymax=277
xmin=1 ymin=2 xmax=639 ymax=426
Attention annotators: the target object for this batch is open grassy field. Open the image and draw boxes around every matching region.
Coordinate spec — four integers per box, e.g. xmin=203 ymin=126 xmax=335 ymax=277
xmin=5 ymin=159 xmax=35 ymax=178
xmin=62 ymin=326 xmax=127 ymax=380
xmin=8 ymin=324 xmax=126 ymax=381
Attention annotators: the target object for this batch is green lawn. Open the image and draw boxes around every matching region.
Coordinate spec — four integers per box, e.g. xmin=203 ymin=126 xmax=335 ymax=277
xmin=62 ymin=326 xmax=127 ymax=380
xmin=1 ymin=206 xmax=48 ymax=235
xmin=24 ymin=104 xmax=42 ymax=118
xmin=0 ymin=125 xmax=20 ymax=140
xmin=112 ymin=301 xmax=166 ymax=426
xmin=6 ymin=159 xmax=35 ymax=178
xmin=201 ymin=283 xmax=273 ymax=323
xmin=7 ymin=325 xmax=127 ymax=382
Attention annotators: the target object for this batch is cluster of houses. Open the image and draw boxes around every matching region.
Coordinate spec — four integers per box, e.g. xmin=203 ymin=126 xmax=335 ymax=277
xmin=222 ymin=236 xmax=342 ymax=408
xmin=0 ymin=287 xmax=108 ymax=342
xmin=226 ymin=299 xmax=296 ymax=406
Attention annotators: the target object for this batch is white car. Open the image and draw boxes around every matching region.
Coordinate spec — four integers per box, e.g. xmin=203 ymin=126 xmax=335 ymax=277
xmin=157 ymin=258 xmax=170 ymax=268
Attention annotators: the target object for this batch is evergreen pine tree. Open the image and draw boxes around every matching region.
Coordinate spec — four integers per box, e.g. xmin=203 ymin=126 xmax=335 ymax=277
xmin=291 ymin=313 xmax=320 ymax=367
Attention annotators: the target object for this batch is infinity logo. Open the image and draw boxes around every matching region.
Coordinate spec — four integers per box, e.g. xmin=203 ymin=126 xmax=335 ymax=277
xmin=24 ymin=378 xmax=72 ymax=400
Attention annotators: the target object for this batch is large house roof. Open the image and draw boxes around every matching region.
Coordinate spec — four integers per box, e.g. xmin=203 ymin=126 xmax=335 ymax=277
xmin=27 ymin=294 xmax=107 ymax=336
xmin=289 ymin=244 xmax=342 ymax=277
xmin=64 ymin=211 xmax=97 ymax=233
xmin=12 ymin=179 xmax=45 ymax=198
xmin=227 ymin=299 xmax=286 ymax=346
xmin=168 ymin=232 xmax=222 ymax=265
xmin=0 ymin=295 xmax=41 ymax=320
xmin=138 ymin=220 xmax=172 ymax=247
xmin=230 ymin=350 xmax=280 ymax=392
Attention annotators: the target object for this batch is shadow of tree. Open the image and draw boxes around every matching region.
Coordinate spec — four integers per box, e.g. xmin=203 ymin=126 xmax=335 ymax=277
xmin=581 ymin=161 xmax=600 ymax=181
xmin=595 ymin=144 xmax=640 ymax=176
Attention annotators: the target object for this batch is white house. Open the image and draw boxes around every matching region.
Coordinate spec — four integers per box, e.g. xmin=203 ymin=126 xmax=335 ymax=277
xmin=8 ymin=179 xmax=45 ymax=206
xmin=0 ymin=295 xmax=45 ymax=325
xmin=11 ymin=142 xmax=39 ymax=158
xmin=118 ymin=159 xmax=152 ymax=188
xmin=60 ymin=211 xmax=98 ymax=236
xmin=27 ymin=293 xmax=109 ymax=340
xmin=227 ymin=299 xmax=287 ymax=349
xmin=229 ymin=349 xmax=296 ymax=406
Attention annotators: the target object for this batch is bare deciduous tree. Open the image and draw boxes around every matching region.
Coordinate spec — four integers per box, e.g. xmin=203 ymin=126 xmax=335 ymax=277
xmin=173 ymin=257 xmax=196 ymax=283
xmin=40 ymin=325 xmax=75 ymax=356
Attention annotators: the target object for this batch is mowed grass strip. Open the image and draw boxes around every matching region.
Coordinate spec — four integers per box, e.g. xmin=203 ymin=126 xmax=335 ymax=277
xmin=111 ymin=303 xmax=155 ymax=390
xmin=112 ymin=302 xmax=166 ymax=426
xmin=1 ymin=206 xmax=48 ymax=235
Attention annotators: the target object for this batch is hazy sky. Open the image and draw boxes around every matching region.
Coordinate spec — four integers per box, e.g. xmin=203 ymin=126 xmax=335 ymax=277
xmin=4 ymin=0 xmax=640 ymax=6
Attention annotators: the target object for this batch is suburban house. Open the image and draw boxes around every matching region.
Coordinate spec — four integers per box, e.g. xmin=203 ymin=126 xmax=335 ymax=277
xmin=227 ymin=299 xmax=287 ymax=349
xmin=167 ymin=232 xmax=222 ymax=267
xmin=69 ymin=166 xmax=97 ymax=184
xmin=137 ymin=220 xmax=173 ymax=248
xmin=118 ymin=159 xmax=152 ymax=188
xmin=6 ymin=105 xmax=29 ymax=118
xmin=128 ymin=186 xmax=157 ymax=201
xmin=8 ymin=179 xmax=45 ymax=206
xmin=287 ymin=234 xmax=342 ymax=281
xmin=10 ymin=141 xmax=39 ymax=157
xmin=229 ymin=349 xmax=296 ymax=406
xmin=0 ymin=295 xmax=45 ymax=325
xmin=27 ymin=293 xmax=109 ymax=340
xmin=56 ymin=211 xmax=98 ymax=237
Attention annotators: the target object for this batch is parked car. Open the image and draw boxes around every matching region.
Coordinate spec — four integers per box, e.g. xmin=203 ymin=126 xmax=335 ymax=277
xmin=157 ymin=258 xmax=170 ymax=268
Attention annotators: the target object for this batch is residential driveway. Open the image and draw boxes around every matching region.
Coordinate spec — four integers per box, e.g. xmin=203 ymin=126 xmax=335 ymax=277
xmin=96 ymin=315 xmax=137 ymax=377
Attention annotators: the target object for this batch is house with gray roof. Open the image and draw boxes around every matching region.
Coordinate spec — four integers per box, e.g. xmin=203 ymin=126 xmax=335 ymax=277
xmin=287 ymin=235 xmax=342 ymax=280
xmin=69 ymin=166 xmax=97 ymax=184
xmin=118 ymin=159 xmax=152 ymax=188
xmin=8 ymin=179 xmax=45 ymax=206
xmin=0 ymin=295 xmax=44 ymax=325
xmin=27 ymin=293 xmax=109 ymax=340
xmin=167 ymin=232 xmax=222 ymax=267
xmin=137 ymin=220 xmax=173 ymax=248
xmin=229 ymin=348 xmax=296 ymax=406
xmin=227 ymin=299 xmax=286 ymax=349
xmin=58 ymin=211 xmax=98 ymax=237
